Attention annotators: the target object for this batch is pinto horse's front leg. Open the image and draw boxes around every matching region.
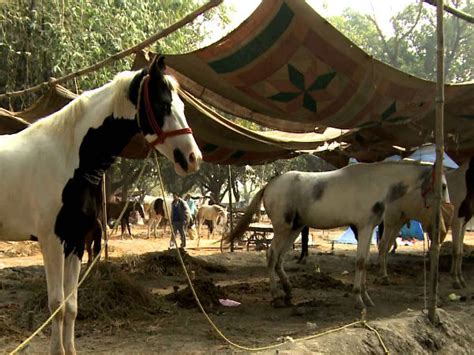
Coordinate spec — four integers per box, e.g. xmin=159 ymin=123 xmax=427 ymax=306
xmin=63 ymin=254 xmax=81 ymax=355
xmin=40 ymin=237 xmax=66 ymax=355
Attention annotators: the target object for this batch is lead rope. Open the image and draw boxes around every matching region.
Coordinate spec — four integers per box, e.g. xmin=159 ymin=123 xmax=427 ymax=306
xmin=9 ymin=153 xmax=151 ymax=355
xmin=152 ymin=150 xmax=389 ymax=353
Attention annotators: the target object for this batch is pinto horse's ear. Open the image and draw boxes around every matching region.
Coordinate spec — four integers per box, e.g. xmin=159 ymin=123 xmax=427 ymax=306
xmin=149 ymin=55 xmax=166 ymax=78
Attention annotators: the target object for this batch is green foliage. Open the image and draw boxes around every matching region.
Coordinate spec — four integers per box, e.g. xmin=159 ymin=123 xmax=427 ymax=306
xmin=327 ymin=1 xmax=474 ymax=83
xmin=0 ymin=0 xmax=230 ymax=109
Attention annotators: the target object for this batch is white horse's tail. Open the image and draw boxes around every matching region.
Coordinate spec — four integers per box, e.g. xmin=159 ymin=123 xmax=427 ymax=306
xmin=224 ymin=187 xmax=266 ymax=244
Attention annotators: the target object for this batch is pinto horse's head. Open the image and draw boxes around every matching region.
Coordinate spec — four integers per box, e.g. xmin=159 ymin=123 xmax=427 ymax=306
xmin=138 ymin=56 xmax=201 ymax=176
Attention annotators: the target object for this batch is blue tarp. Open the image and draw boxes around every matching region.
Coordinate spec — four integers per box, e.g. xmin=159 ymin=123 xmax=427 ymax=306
xmin=399 ymin=220 xmax=424 ymax=240
xmin=406 ymin=144 xmax=459 ymax=169
xmin=335 ymin=227 xmax=378 ymax=245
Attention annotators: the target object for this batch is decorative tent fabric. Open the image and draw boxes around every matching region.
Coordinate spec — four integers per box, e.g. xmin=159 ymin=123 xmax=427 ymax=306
xmin=163 ymin=0 xmax=474 ymax=162
xmin=0 ymin=84 xmax=341 ymax=165
xmin=1 ymin=0 xmax=474 ymax=166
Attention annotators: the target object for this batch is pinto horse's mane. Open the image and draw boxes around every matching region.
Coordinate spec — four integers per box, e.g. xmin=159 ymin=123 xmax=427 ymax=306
xmin=18 ymin=70 xmax=180 ymax=139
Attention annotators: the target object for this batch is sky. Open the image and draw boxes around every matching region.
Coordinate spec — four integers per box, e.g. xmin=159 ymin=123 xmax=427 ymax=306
xmin=217 ymin=0 xmax=418 ymax=40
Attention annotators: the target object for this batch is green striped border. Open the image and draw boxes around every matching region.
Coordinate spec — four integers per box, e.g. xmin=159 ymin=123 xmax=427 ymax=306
xmin=209 ymin=2 xmax=294 ymax=74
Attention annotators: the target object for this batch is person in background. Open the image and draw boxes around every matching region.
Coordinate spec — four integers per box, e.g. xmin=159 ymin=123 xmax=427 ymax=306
xmin=170 ymin=193 xmax=190 ymax=249
xmin=185 ymin=193 xmax=197 ymax=227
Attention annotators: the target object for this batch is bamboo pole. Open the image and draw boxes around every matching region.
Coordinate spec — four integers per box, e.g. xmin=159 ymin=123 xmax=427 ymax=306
xmin=0 ymin=0 xmax=223 ymax=100
xmin=428 ymin=0 xmax=445 ymax=325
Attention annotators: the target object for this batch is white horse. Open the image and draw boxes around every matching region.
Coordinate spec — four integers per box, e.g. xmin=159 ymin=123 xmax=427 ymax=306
xmin=196 ymin=204 xmax=227 ymax=239
xmin=378 ymin=158 xmax=470 ymax=288
xmin=225 ymin=162 xmax=449 ymax=309
xmin=0 ymin=56 xmax=201 ymax=354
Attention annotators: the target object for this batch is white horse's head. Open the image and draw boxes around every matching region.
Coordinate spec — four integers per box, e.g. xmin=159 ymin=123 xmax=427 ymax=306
xmin=138 ymin=56 xmax=201 ymax=176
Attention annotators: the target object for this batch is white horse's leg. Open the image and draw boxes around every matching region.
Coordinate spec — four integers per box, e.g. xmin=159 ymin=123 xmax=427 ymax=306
xmin=267 ymin=227 xmax=292 ymax=307
xmin=40 ymin=237 xmax=66 ymax=355
xmin=353 ymin=226 xmax=374 ymax=309
xmin=197 ymin=216 xmax=203 ymax=247
xmin=451 ymin=218 xmax=467 ymax=288
xmin=275 ymin=230 xmax=301 ymax=306
xmin=361 ymin=239 xmax=375 ymax=307
xmin=63 ymin=253 xmax=81 ymax=355
xmin=146 ymin=218 xmax=152 ymax=238
xmin=378 ymin=223 xmax=403 ymax=283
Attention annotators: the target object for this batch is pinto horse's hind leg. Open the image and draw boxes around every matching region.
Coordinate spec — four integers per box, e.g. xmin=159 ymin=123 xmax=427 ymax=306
xmin=40 ymin=237 xmax=66 ymax=354
xmin=63 ymin=253 xmax=81 ymax=355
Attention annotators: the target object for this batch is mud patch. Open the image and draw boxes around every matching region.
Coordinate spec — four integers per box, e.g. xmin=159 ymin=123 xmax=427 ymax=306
xmin=165 ymin=279 xmax=227 ymax=310
xmin=291 ymin=272 xmax=350 ymax=291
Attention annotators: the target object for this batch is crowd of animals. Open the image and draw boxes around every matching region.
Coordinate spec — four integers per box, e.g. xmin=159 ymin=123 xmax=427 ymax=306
xmin=0 ymin=55 xmax=472 ymax=353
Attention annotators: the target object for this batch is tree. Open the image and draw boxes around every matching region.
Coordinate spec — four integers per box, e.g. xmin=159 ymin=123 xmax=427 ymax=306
xmin=0 ymin=0 xmax=230 ymax=109
xmin=327 ymin=1 xmax=474 ymax=82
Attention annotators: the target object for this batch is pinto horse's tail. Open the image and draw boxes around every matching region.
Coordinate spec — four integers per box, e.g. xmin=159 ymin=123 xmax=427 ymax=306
xmin=224 ymin=186 xmax=266 ymax=245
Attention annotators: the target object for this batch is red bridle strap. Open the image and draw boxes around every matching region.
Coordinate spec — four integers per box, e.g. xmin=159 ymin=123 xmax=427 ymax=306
xmin=142 ymin=75 xmax=193 ymax=147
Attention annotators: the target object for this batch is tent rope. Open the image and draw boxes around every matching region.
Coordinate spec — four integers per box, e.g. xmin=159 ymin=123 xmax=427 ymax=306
xmin=0 ymin=0 xmax=223 ymax=100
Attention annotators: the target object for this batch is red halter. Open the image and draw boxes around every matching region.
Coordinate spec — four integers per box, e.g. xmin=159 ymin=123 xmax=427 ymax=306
xmin=142 ymin=75 xmax=193 ymax=147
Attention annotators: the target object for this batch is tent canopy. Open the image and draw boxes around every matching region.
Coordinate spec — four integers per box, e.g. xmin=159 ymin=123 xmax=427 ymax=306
xmin=1 ymin=0 xmax=473 ymax=166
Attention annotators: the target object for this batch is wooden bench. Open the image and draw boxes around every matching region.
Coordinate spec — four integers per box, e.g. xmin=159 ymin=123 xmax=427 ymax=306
xmin=245 ymin=223 xmax=273 ymax=251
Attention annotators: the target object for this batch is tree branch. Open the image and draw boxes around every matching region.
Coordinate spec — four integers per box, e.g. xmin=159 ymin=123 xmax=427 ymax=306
xmin=0 ymin=0 xmax=223 ymax=99
xmin=424 ymin=0 xmax=474 ymax=24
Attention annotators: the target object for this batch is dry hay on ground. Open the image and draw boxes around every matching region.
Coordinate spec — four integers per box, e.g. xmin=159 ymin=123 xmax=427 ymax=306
xmin=165 ymin=278 xmax=227 ymax=310
xmin=15 ymin=263 xmax=163 ymax=328
xmin=0 ymin=242 xmax=40 ymax=257
xmin=121 ymin=249 xmax=228 ymax=277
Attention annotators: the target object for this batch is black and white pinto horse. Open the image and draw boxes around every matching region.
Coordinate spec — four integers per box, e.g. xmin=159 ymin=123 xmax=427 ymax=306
xmin=0 ymin=56 xmax=201 ymax=354
xmin=225 ymin=162 xmax=449 ymax=309
xmin=145 ymin=196 xmax=172 ymax=238
xmin=378 ymin=158 xmax=471 ymax=288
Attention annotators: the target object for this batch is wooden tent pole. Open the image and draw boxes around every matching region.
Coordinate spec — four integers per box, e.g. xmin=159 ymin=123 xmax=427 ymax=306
xmin=428 ymin=0 xmax=445 ymax=325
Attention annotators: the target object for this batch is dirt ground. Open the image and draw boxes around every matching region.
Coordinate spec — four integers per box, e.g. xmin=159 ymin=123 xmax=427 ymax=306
xmin=1 ymin=225 xmax=474 ymax=354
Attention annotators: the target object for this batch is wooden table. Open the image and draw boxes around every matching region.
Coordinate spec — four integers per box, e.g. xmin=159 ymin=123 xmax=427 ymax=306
xmin=245 ymin=223 xmax=274 ymax=251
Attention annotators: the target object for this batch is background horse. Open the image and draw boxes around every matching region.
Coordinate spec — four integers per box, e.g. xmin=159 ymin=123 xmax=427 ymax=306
xmin=145 ymin=197 xmax=172 ymax=238
xmin=107 ymin=200 xmax=145 ymax=238
xmin=378 ymin=158 xmax=471 ymax=288
xmin=225 ymin=162 xmax=450 ymax=309
xmin=0 ymin=56 xmax=201 ymax=353
xmin=196 ymin=204 xmax=227 ymax=239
